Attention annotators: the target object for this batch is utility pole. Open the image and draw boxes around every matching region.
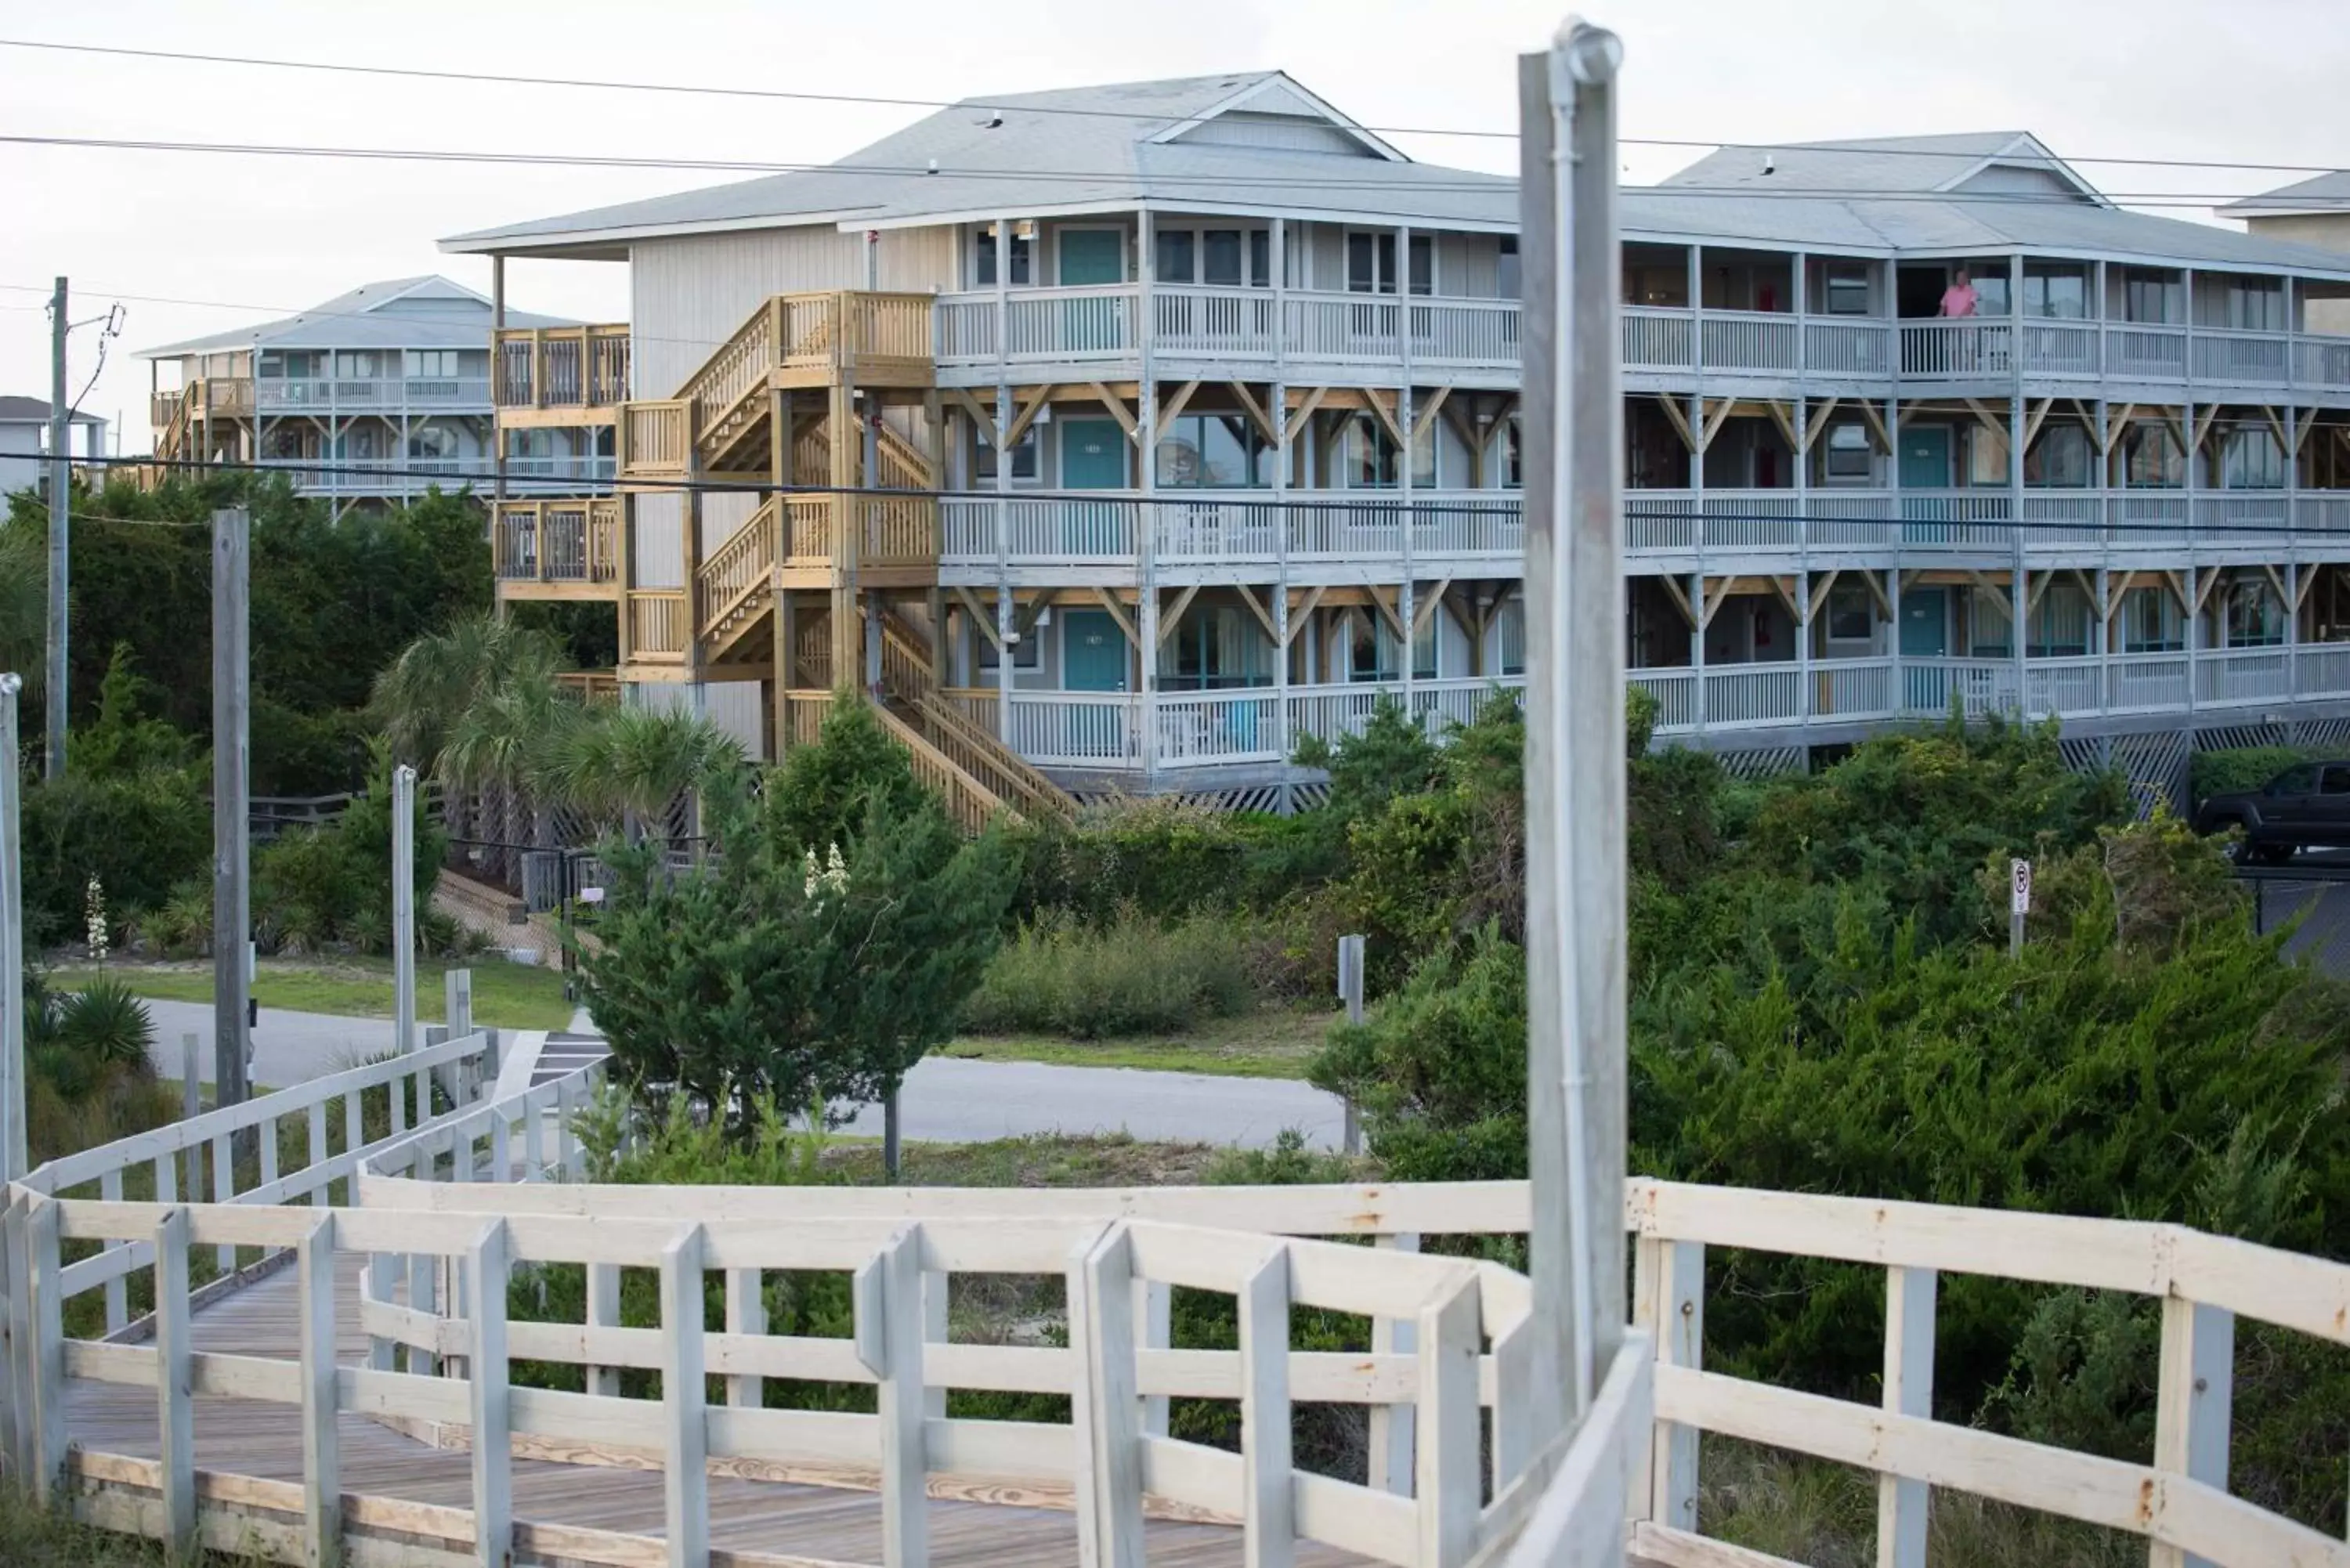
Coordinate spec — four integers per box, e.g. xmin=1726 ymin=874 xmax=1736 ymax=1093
xmin=0 ymin=671 xmax=26 ymax=1181
xmin=45 ymin=279 xmax=68 ymax=781
xmin=212 ymin=509 xmax=251 ymax=1119
xmin=1519 ymin=6 xmax=1627 ymax=1496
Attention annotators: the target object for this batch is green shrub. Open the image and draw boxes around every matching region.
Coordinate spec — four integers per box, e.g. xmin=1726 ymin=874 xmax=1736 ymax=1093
xmin=136 ymin=879 xmax=214 ymax=957
xmin=962 ymin=910 xmax=1256 ymax=1038
xmin=2188 ymin=743 xmax=2316 ymax=806
xmin=253 ymin=742 xmax=443 ymax=955
xmin=1010 ymin=796 xmax=1315 ymax=924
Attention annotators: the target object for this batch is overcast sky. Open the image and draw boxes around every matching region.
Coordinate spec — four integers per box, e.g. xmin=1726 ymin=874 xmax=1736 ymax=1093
xmin=2 ymin=0 xmax=2342 ymax=451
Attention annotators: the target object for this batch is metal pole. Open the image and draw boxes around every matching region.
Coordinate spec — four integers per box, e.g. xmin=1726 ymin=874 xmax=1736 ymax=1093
xmin=45 ymin=280 xmax=69 ymax=781
xmin=1520 ymin=16 xmax=1628 ymax=1463
xmin=0 ymin=672 xmax=24 ymax=1180
xmin=394 ymin=764 xmax=417 ymax=1061
xmin=212 ymin=509 xmax=251 ymax=1118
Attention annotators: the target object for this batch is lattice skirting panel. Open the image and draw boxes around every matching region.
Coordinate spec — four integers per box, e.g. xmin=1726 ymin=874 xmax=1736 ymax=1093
xmin=2063 ymin=730 xmax=2191 ymax=819
xmin=1712 ymin=746 xmax=1809 ymax=781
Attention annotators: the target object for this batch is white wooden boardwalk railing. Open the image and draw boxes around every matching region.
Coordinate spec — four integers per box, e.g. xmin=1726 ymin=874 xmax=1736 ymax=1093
xmin=6 ymin=1030 xmax=2350 ymax=1568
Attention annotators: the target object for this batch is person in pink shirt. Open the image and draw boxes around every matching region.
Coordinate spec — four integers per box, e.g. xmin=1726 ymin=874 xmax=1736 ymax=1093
xmin=1940 ymin=268 xmax=1979 ymax=318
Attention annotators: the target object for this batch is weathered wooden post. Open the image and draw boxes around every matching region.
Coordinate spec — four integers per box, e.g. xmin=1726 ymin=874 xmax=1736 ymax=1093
xmin=1336 ymin=933 xmax=1366 ymax=1154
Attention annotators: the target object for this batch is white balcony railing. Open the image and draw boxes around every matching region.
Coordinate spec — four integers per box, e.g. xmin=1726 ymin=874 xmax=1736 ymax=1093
xmin=255 ymin=376 xmax=492 ymax=410
xmin=966 ymin=646 xmax=2350 ymax=768
xmin=929 ymin=285 xmax=2350 ymax=396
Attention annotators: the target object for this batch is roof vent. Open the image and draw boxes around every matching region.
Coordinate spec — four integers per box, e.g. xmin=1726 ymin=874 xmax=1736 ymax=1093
xmin=1762 ymin=153 xmax=1776 ymax=176
xmin=976 ymin=111 xmax=1004 ymax=129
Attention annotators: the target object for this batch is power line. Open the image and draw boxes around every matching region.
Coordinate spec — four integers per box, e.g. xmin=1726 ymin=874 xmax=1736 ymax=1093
xmin=2 ymin=36 xmax=2344 ymax=180
xmin=0 ymin=130 xmax=2339 ymax=210
xmin=67 ymin=453 xmax=2350 ymax=544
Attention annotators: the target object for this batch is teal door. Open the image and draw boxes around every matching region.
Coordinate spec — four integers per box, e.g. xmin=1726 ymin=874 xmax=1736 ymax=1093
xmin=1900 ymin=425 xmax=1953 ymax=544
xmin=1058 ymin=230 xmax=1123 ymax=285
xmin=1900 ymin=426 xmax=1950 ymax=490
xmin=1058 ymin=230 xmax=1126 ymax=354
xmin=1061 ymin=416 xmax=1126 ymax=555
xmin=1899 ymin=589 xmax=1948 ymax=658
xmin=1063 ymin=609 xmax=1127 ymax=692
xmin=1061 ymin=418 xmax=1126 ymax=489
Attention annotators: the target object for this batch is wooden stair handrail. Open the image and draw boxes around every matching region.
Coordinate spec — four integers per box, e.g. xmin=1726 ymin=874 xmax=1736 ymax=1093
xmin=695 ymin=499 xmax=780 ymax=639
xmin=873 ymin=619 xmax=1075 ymax=819
xmin=870 ymin=700 xmax=1019 ymax=833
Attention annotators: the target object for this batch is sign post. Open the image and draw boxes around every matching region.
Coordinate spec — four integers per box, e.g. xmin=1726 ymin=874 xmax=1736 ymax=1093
xmin=2009 ymin=858 xmax=2031 ymax=962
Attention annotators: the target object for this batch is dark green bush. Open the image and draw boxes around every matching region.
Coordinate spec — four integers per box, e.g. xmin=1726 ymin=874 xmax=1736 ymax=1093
xmin=20 ymin=765 xmax=209 ymax=948
xmin=2188 ymin=744 xmax=2316 ymax=806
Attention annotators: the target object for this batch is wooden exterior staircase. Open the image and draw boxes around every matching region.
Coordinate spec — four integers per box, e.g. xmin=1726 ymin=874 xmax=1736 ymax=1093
xmin=876 ymin=620 xmax=1076 ymax=822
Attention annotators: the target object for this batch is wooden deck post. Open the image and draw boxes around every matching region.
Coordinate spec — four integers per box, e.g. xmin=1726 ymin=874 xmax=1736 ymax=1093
xmin=1367 ymin=1230 xmax=1419 ymax=1496
xmin=726 ymin=1265 xmax=767 ymax=1411
xmin=99 ymin=1167 xmax=125 ymax=1332
xmin=660 ymin=1225 xmax=710 ymax=1568
xmin=468 ymin=1219 xmax=512 ymax=1568
xmin=586 ymin=1260 xmax=623 ymax=1397
xmin=876 ymin=1226 xmax=929 ymax=1568
xmin=299 ymin=1212 xmax=342 ymax=1567
xmin=1415 ymin=1273 xmax=1481 ymax=1568
xmin=27 ymin=1198 xmax=65 ymax=1506
xmin=1649 ymin=1240 xmax=1705 ymax=1532
xmin=1134 ymin=1280 xmax=1171 ymax=1438
xmin=154 ymin=1206 xmax=196 ymax=1559
xmin=1071 ymin=1222 xmax=1144 ymax=1568
xmin=2152 ymin=1295 xmax=2233 ymax=1568
xmin=1876 ymin=1266 xmax=1936 ymax=1568
xmin=1238 ymin=1242 xmax=1295 ymax=1568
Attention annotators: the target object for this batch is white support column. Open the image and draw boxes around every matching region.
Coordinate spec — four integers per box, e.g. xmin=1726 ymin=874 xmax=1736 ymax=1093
xmin=1397 ymin=223 xmax=1417 ymax=712
xmin=1793 ymin=249 xmax=1809 ymax=375
xmin=1690 ymin=385 xmax=1708 ymax=732
xmin=993 ymin=377 xmax=1014 ymax=742
xmin=1875 ymin=1266 xmax=1936 ymax=1568
xmin=1138 ymin=208 xmax=1160 ymax=789
xmin=1272 ymin=215 xmax=1293 ymax=775
xmin=585 ymin=1260 xmax=623 ymax=1397
xmin=2010 ymin=255 xmax=2029 ymax=714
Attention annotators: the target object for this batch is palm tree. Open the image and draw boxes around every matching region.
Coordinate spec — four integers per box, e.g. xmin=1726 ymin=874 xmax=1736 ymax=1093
xmin=374 ymin=614 xmax=572 ymax=878
xmin=371 ymin=613 xmax=566 ymax=773
xmin=538 ymin=704 xmax=745 ymax=842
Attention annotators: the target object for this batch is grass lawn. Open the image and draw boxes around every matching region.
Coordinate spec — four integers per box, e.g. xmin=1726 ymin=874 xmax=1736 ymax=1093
xmin=52 ymin=956 xmax=576 ymax=1031
xmin=938 ymin=1004 xmax=1333 ymax=1080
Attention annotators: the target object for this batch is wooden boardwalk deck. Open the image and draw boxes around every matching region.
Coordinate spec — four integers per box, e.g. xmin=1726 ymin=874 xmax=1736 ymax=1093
xmin=63 ymin=1253 xmax=1368 ymax=1567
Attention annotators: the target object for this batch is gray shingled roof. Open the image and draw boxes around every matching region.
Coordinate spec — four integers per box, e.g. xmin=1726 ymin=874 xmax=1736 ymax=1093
xmin=438 ymin=78 xmax=2350 ymax=278
xmin=440 ymin=72 xmax=1499 ymax=254
xmin=1661 ymin=132 xmax=2064 ymax=197
xmin=0 ymin=396 xmax=103 ymax=425
xmin=2220 ymin=171 xmax=2350 ymax=219
xmin=137 ymin=275 xmax=577 ymax=358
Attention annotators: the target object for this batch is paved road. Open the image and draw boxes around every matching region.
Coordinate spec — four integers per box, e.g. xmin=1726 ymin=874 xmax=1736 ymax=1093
xmin=132 ymin=999 xmax=1346 ymax=1151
